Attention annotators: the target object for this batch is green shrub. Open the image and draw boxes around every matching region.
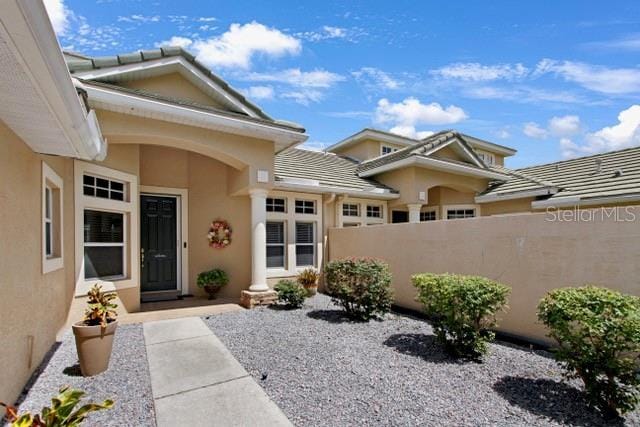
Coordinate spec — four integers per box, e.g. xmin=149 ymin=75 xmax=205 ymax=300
xmin=538 ymin=286 xmax=640 ymax=417
xmin=274 ymin=280 xmax=307 ymax=309
xmin=196 ymin=268 xmax=229 ymax=288
xmin=324 ymin=258 xmax=393 ymax=320
xmin=413 ymin=273 xmax=510 ymax=358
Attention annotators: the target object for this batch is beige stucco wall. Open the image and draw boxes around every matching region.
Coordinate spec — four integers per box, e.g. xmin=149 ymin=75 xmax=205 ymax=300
xmin=332 ymin=139 xmax=398 ymax=162
xmin=119 ymin=72 xmax=227 ymax=110
xmin=481 ymin=198 xmax=535 ymax=216
xmin=328 ymin=207 xmax=640 ymax=344
xmin=0 ymin=121 xmax=76 ymax=403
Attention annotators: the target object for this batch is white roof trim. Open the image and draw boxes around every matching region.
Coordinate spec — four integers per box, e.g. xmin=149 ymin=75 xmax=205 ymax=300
xmin=0 ymin=0 xmax=106 ymax=160
xmin=73 ymin=56 xmax=259 ymax=119
xmin=462 ymin=134 xmax=517 ymax=156
xmin=327 ymin=129 xmax=419 ymax=153
xmin=531 ymin=193 xmax=640 ymax=209
xmin=274 ymin=181 xmax=399 ymax=200
xmin=359 ymin=156 xmax=511 ymax=181
xmin=421 ymin=137 xmax=484 ymax=168
xmin=475 ymin=187 xmax=559 ymax=203
xmin=76 ymin=79 xmax=307 ymax=150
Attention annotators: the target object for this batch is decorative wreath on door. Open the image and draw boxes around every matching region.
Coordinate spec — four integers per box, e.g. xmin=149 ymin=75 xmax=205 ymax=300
xmin=208 ymin=219 xmax=232 ymax=249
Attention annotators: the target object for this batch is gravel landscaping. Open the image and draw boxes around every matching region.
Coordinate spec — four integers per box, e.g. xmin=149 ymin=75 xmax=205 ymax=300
xmin=11 ymin=324 xmax=155 ymax=426
xmin=204 ymin=294 xmax=640 ymax=427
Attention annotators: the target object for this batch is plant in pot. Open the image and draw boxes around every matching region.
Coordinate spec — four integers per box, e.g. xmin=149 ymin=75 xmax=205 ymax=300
xmin=72 ymin=284 xmax=118 ymax=377
xmin=297 ymin=267 xmax=319 ymax=296
xmin=197 ymin=268 xmax=229 ymax=299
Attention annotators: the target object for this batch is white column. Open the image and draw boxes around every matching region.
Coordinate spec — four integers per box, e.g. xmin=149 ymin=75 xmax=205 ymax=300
xmin=249 ymin=189 xmax=269 ymax=292
xmin=407 ymin=203 xmax=422 ymax=223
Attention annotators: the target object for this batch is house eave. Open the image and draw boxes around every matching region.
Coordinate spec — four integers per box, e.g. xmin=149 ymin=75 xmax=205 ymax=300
xmin=274 ymin=180 xmax=400 ymax=200
xmin=531 ymin=193 xmax=640 ymax=209
xmin=326 ymin=128 xmax=419 ymax=153
xmin=475 ymin=187 xmax=559 ymax=204
xmin=76 ymin=79 xmax=308 ymax=151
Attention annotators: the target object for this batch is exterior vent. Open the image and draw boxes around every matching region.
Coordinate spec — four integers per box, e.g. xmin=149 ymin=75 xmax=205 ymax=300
xmin=614 ymin=168 xmax=624 ymax=177
xmin=595 ymin=158 xmax=603 ymax=173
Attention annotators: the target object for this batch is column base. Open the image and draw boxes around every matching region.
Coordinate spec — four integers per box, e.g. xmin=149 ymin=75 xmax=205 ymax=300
xmin=240 ymin=290 xmax=278 ymax=309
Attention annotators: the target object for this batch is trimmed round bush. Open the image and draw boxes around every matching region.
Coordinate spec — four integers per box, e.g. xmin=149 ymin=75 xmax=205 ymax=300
xmin=325 ymin=257 xmax=393 ymax=320
xmin=274 ymin=279 xmax=307 ymax=309
xmin=538 ymin=286 xmax=640 ymax=417
xmin=413 ymin=273 xmax=510 ymax=358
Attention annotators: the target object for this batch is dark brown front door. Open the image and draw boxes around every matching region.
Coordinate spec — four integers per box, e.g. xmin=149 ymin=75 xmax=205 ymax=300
xmin=141 ymin=195 xmax=178 ymax=292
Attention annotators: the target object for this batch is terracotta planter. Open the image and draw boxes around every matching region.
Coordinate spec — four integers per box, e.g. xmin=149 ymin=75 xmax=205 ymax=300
xmin=204 ymin=284 xmax=223 ymax=300
xmin=303 ymin=284 xmax=318 ymax=296
xmin=72 ymin=320 xmax=117 ymax=377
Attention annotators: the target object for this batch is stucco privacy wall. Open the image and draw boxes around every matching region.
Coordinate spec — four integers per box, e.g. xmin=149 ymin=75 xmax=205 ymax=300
xmin=328 ymin=207 xmax=640 ymax=343
xmin=0 ymin=122 xmax=75 ymax=403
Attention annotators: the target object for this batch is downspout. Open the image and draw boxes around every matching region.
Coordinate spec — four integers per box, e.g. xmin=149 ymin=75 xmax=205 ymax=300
xmin=321 ymin=193 xmax=337 ymax=290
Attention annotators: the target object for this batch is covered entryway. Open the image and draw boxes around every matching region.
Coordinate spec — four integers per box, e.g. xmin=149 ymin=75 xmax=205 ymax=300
xmin=141 ymin=194 xmax=180 ymax=300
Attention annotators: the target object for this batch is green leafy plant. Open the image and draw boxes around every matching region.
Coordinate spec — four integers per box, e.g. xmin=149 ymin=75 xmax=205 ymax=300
xmin=538 ymin=286 xmax=640 ymax=417
xmin=297 ymin=267 xmax=319 ymax=287
xmin=324 ymin=257 xmax=393 ymax=321
xmin=274 ymin=280 xmax=307 ymax=309
xmin=196 ymin=268 xmax=229 ymax=288
xmin=83 ymin=285 xmax=117 ymax=328
xmin=0 ymin=386 xmax=113 ymax=426
xmin=413 ymin=273 xmax=510 ymax=358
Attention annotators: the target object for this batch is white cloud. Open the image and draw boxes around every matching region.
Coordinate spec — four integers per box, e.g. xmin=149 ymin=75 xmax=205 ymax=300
xmin=301 ymin=140 xmax=330 ymax=151
xmin=431 ymin=62 xmax=528 ymax=81
xmin=281 ymin=89 xmax=324 ymax=105
xmin=191 ymin=21 xmax=301 ymax=69
xmin=296 ymin=25 xmax=364 ymax=42
xmin=465 ymin=85 xmax=584 ymax=104
xmin=523 ymin=122 xmax=548 ymax=139
xmin=242 ymin=68 xmax=345 ymax=88
xmin=352 ymin=67 xmax=402 ymax=91
xmin=197 ymin=17 xmax=217 ymax=22
xmin=241 ymin=86 xmax=274 ymax=100
xmin=536 ymin=59 xmax=640 ymax=94
xmin=155 ymin=36 xmax=194 ymax=49
xmin=43 ymin=0 xmax=70 ymax=35
xmin=494 ymin=128 xmax=511 ymax=139
xmin=584 ymin=34 xmax=640 ymax=51
xmin=389 ymin=126 xmax=434 ymax=140
xmin=549 ymin=115 xmax=581 ymax=136
xmin=117 ymin=14 xmax=160 ymax=23
xmin=375 ymin=97 xmax=468 ymax=128
xmin=559 ymin=138 xmax=580 ymax=159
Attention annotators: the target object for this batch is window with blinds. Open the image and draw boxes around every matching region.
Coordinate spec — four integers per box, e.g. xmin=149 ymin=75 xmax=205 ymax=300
xmin=266 ymin=221 xmax=285 ymax=268
xmin=84 ymin=209 xmax=125 ymax=279
xmin=295 ymin=222 xmax=314 ymax=267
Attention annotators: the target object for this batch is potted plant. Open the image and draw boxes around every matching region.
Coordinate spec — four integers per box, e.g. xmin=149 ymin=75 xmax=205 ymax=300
xmin=298 ymin=267 xmax=319 ymax=296
xmin=197 ymin=268 xmax=229 ymax=299
xmin=72 ymin=284 xmax=118 ymax=377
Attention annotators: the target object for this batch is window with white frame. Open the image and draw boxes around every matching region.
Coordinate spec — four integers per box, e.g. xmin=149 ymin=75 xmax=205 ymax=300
xmin=295 ymin=222 xmax=315 ymax=267
xmin=381 ymin=145 xmax=397 ymax=155
xmin=342 ymin=203 xmax=360 ymax=217
xmin=477 ymin=151 xmax=496 ymax=165
xmin=266 ymin=197 xmax=286 ymax=213
xmin=295 ymin=199 xmax=316 ymax=214
xmin=447 ymin=209 xmax=476 ymax=220
xmin=83 ymin=174 xmax=125 ymax=201
xmin=420 ymin=210 xmax=437 ymax=222
xmin=42 ymin=162 xmax=63 ymax=273
xmin=366 ymin=205 xmax=382 ymax=218
xmin=84 ymin=210 xmax=125 ymax=279
xmin=266 ymin=221 xmax=286 ymax=268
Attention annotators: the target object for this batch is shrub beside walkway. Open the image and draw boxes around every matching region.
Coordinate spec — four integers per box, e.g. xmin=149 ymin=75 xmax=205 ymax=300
xmin=143 ymin=317 xmax=291 ymax=427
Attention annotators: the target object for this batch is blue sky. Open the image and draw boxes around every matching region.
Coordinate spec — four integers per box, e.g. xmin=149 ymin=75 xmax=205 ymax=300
xmin=45 ymin=0 xmax=640 ymax=167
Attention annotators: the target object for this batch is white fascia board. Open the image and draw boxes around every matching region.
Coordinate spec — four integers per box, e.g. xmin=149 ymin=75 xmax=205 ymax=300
xmin=326 ymin=129 xmax=418 ymax=152
xmin=475 ymin=187 xmax=559 ymax=203
xmin=359 ymin=156 xmax=511 ymax=181
xmin=79 ymin=81 xmax=307 ymax=147
xmin=423 ymin=138 xmax=484 ymax=168
xmin=464 ymin=136 xmax=517 ymax=156
xmin=2 ymin=1 xmax=106 ymax=160
xmin=274 ymin=181 xmax=399 ymax=200
xmin=531 ymin=193 xmax=640 ymax=209
xmin=73 ymin=57 xmax=258 ymax=119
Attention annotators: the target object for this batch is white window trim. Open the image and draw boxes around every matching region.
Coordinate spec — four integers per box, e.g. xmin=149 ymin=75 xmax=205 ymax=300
xmin=366 ymin=204 xmax=383 ymax=219
xmin=442 ymin=204 xmax=480 ymax=220
xmin=380 ymin=144 xmax=399 ymax=156
xmin=42 ymin=162 xmax=64 ymax=274
xmin=266 ymin=191 xmax=322 ymax=278
xmin=338 ymin=197 xmax=387 ymax=227
xmin=140 ymin=186 xmax=189 ymax=296
xmin=74 ymin=160 xmax=139 ymax=296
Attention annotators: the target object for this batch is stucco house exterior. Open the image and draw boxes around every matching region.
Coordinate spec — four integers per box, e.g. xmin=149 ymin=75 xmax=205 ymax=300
xmin=2 ymin=1 xmax=640 ymax=404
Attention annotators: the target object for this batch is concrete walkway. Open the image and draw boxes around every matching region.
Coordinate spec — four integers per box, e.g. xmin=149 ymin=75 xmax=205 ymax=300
xmin=143 ymin=317 xmax=292 ymax=427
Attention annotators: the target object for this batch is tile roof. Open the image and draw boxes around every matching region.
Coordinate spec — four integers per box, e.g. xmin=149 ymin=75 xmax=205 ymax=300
xmin=356 ymin=130 xmax=487 ymax=174
xmin=481 ymin=146 xmax=640 ymax=202
xmin=275 ymin=149 xmax=397 ymax=194
xmin=78 ymin=79 xmax=305 ymax=133
xmin=65 ymin=46 xmax=273 ymax=121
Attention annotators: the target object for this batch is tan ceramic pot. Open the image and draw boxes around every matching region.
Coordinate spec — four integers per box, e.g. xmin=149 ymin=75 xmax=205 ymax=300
xmin=72 ymin=321 xmax=117 ymax=377
xmin=303 ymin=284 xmax=318 ymax=296
xmin=204 ymin=284 xmax=223 ymax=299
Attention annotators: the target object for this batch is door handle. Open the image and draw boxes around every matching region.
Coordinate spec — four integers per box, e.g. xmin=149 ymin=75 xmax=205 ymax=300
xmin=141 ymin=248 xmax=144 ymax=264
xmin=154 ymin=254 xmax=167 ymax=258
